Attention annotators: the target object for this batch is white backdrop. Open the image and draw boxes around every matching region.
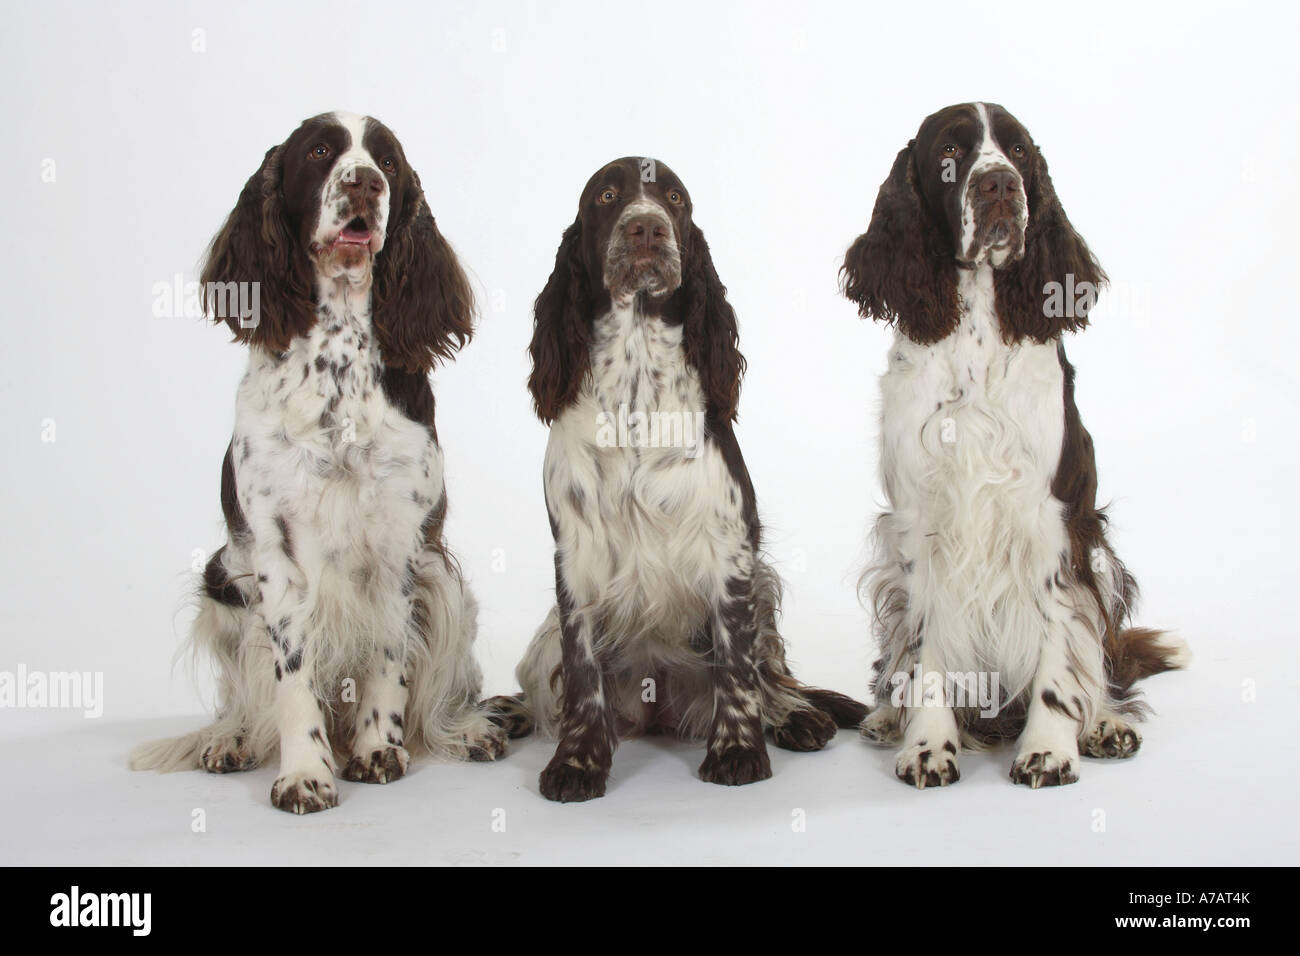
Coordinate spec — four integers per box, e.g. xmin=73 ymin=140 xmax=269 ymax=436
xmin=1 ymin=0 xmax=1297 ymax=865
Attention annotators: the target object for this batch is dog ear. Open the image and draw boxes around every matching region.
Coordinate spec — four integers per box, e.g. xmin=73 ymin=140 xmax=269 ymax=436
xmin=993 ymin=147 xmax=1107 ymax=342
xmin=371 ymin=169 xmax=475 ymax=372
xmin=678 ymin=223 xmax=746 ymax=424
xmin=840 ymin=141 xmax=959 ymax=344
xmin=527 ymin=218 xmax=591 ymax=424
xmin=200 ymin=145 xmax=316 ymax=352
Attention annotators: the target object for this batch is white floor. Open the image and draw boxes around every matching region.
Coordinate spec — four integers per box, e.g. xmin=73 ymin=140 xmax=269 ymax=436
xmin=1 ymin=657 xmax=1290 ymax=867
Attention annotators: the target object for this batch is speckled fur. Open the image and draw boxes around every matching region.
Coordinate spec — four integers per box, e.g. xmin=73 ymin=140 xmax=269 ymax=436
xmin=520 ymin=299 xmax=805 ymax=726
xmin=130 ymin=112 xmax=502 ymax=813
xmin=843 ymin=103 xmax=1188 ymax=790
xmin=515 ymin=158 xmax=866 ymax=802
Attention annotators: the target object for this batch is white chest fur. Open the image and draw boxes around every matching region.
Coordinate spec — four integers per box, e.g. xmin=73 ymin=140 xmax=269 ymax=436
xmin=875 ymin=265 xmax=1070 ymax=697
xmin=588 ymin=305 xmax=698 ymax=422
xmin=544 ymin=302 xmax=748 ymax=650
xmin=232 ymin=279 xmax=443 ymax=581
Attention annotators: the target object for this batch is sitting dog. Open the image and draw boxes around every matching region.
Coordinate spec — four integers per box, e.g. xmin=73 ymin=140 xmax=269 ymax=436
xmin=841 ymin=103 xmax=1188 ymax=788
xmin=131 ymin=112 xmax=506 ymax=812
xmin=498 ymin=157 xmax=866 ymax=802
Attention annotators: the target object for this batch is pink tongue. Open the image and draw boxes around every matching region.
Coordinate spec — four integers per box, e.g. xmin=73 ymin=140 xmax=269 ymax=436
xmin=341 ymin=224 xmax=370 ymax=242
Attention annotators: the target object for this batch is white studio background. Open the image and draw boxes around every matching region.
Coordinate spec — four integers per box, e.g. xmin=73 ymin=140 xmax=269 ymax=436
xmin=1 ymin=0 xmax=1297 ymax=865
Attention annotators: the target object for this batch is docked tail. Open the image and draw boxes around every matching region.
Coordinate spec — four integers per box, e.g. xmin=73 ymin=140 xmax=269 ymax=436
xmin=1107 ymin=628 xmax=1190 ymax=709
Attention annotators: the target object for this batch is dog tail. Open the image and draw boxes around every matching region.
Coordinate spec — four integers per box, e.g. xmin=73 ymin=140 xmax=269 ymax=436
xmin=800 ymin=686 xmax=870 ymax=729
xmin=1107 ymin=628 xmax=1190 ymax=707
xmin=483 ymin=693 xmax=535 ymax=739
xmin=129 ymin=730 xmax=205 ymax=773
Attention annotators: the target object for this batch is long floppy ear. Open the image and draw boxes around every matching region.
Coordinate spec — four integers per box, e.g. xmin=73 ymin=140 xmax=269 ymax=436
xmin=679 ymin=223 xmax=746 ymax=424
xmin=840 ymin=142 xmax=959 ymax=344
xmin=200 ymin=145 xmax=316 ymax=352
xmin=372 ymin=170 xmax=475 ymax=373
xmin=527 ymin=218 xmax=591 ymax=424
xmin=993 ymin=147 xmax=1107 ymax=342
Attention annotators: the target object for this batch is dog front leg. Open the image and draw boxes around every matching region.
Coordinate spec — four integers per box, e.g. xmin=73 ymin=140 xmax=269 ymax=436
xmin=1010 ymin=611 xmax=1099 ymax=788
xmin=256 ymin=547 xmax=338 ymax=814
xmin=699 ymin=572 xmax=772 ymax=786
xmin=343 ymin=638 xmax=411 ymax=785
xmin=893 ymin=638 xmax=961 ymax=789
xmin=538 ymin=572 xmax=617 ymax=802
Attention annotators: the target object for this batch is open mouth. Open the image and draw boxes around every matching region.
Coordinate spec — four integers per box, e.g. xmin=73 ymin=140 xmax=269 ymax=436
xmin=335 ymin=217 xmax=373 ymax=246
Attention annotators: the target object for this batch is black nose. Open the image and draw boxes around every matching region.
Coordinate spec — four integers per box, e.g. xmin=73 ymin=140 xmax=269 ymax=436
xmin=342 ymin=167 xmax=385 ymax=196
xmin=977 ymin=168 xmax=1019 ymax=201
xmin=624 ymin=215 xmax=669 ymax=252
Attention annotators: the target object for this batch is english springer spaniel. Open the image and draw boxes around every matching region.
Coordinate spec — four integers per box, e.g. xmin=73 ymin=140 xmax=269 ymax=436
xmin=500 ymin=157 xmax=867 ymax=802
xmin=841 ymin=103 xmax=1188 ymax=789
xmin=130 ymin=112 xmax=507 ymax=813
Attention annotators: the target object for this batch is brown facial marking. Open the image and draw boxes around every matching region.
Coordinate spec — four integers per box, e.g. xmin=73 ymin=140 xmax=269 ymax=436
xmin=576 ymin=158 xmax=693 ymax=302
xmin=528 ymin=157 xmax=746 ymax=425
xmin=842 ymin=102 xmax=1106 ymax=345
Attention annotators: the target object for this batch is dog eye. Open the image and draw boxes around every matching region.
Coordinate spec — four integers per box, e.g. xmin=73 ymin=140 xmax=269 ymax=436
xmin=381 ymin=156 xmax=398 ymax=173
xmin=1011 ymin=144 xmax=1027 ymax=157
xmin=598 ymin=188 xmax=618 ymax=205
xmin=667 ymin=189 xmax=684 ymax=205
xmin=941 ymin=144 xmax=959 ymax=158
xmin=309 ymin=143 xmax=331 ymax=160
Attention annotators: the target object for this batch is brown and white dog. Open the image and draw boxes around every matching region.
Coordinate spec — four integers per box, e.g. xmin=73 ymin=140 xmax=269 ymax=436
xmin=131 ymin=112 xmax=507 ymax=813
xmin=842 ymin=103 xmax=1188 ymax=788
xmin=497 ymin=157 xmax=866 ymax=802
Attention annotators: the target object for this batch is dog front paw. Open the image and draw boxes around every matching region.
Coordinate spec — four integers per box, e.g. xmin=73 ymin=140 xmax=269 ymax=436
xmin=1010 ymin=750 xmax=1078 ymax=788
xmin=539 ymin=759 xmax=608 ymax=803
xmin=342 ymin=745 xmax=409 ymax=784
xmin=895 ymin=741 xmax=960 ymax=789
xmin=270 ymin=771 xmax=339 ymax=814
xmin=699 ymin=745 xmax=772 ymax=786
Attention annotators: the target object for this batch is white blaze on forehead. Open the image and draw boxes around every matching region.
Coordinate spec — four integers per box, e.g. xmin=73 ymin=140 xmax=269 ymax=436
xmin=958 ymin=102 xmax=1026 ymax=264
xmin=313 ymin=111 xmax=390 ymax=248
xmin=972 ymin=103 xmax=1011 ymax=167
xmin=330 ymin=111 xmax=375 ymax=170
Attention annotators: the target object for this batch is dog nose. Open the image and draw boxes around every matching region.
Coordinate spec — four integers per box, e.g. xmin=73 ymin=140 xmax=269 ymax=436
xmin=978 ymin=168 xmax=1019 ymax=201
xmin=624 ymin=215 xmax=669 ymax=252
xmin=342 ymin=167 xmax=385 ymax=195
